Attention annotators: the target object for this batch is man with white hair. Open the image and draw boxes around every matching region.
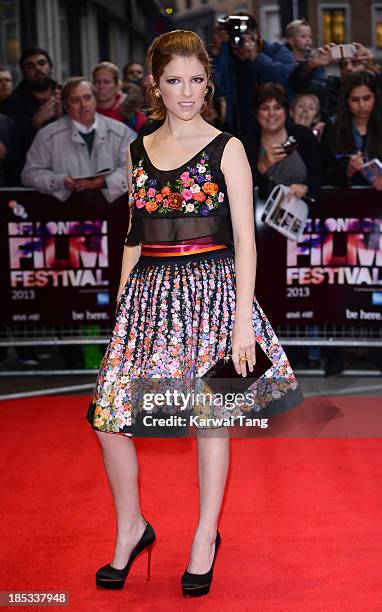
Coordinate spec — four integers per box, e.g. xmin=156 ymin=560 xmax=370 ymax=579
xmin=21 ymin=77 xmax=136 ymax=202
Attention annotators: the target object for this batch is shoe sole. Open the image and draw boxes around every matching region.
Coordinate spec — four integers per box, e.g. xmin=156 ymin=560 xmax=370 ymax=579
xmin=96 ymin=578 xmax=125 ymax=589
xmin=182 ymin=585 xmax=211 ymax=596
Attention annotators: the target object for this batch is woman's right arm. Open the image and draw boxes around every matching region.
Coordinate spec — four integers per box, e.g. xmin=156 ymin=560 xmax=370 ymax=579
xmin=116 ymin=145 xmax=142 ymax=303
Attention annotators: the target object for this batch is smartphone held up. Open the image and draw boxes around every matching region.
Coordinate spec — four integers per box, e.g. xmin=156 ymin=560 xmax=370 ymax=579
xmin=330 ymin=43 xmax=356 ymax=60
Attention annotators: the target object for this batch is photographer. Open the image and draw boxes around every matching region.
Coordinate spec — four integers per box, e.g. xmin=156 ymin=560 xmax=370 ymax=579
xmin=249 ymin=83 xmax=323 ymax=200
xmin=289 ymin=42 xmax=381 ymax=120
xmin=212 ymin=14 xmax=296 ymax=140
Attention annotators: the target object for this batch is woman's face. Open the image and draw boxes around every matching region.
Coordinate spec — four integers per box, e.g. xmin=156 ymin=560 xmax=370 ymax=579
xmin=93 ymin=69 xmax=119 ymax=104
xmin=291 ymin=95 xmax=318 ymax=127
xmin=347 ymin=85 xmax=375 ymax=122
xmin=257 ymin=98 xmax=287 ymax=134
xmin=158 ymin=55 xmax=207 ymax=120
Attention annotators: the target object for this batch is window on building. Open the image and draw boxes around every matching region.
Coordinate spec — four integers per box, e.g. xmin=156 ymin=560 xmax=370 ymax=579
xmin=58 ymin=0 xmax=70 ymax=81
xmin=320 ymin=6 xmax=348 ymax=45
xmin=373 ymin=5 xmax=382 ymax=50
xmin=186 ymin=0 xmax=192 ymax=9
xmin=260 ymin=7 xmax=281 ymax=44
xmin=0 ymin=0 xmax=20 ymax=78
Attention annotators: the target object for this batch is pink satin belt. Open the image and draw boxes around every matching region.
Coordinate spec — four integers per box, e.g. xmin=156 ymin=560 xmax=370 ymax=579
xmin=141 ymin=235 xmax=227 ymax=257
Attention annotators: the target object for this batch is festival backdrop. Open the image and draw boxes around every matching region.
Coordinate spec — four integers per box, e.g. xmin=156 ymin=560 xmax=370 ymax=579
xmin=1 ymin=187 xmax=381 ymax=328
xmin=0 ymin=190 xmax=129 ymax=326
xmin=255 ymin=188 xmax=382 ymax=327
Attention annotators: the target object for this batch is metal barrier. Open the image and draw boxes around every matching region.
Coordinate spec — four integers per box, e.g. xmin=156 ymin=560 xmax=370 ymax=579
xmin=1 ymin=186 xmax=381 ymax=377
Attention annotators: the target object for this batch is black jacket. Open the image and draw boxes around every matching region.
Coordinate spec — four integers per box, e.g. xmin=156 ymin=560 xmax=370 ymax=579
xmin=0 ymin=113 xmax=16 ymax=186
xmin=2 ymin=79 xmax=58 ymax=183
xmin=320 ymin=120 xmax=369 ymax=187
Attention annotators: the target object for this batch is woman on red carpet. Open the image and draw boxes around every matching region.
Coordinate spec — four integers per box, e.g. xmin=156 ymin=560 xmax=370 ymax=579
xmin=87 ymin=30 xmax=302 ymax=597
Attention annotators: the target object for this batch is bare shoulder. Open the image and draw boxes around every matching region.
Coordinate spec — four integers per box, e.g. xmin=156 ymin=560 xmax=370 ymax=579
xmin=221 ymin=136 xmax=248 ymax=171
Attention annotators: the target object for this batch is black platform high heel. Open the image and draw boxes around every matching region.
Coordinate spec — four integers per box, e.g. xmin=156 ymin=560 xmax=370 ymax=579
xmin=95 ymin=519 xmax=156 ymax=589
xmin=181 ymin=531 xmax=221 ymax=597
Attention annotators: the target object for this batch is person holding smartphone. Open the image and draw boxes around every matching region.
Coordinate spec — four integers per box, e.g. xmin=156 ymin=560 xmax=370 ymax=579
xmin=212 ymin=13 xmax=296 ymax=140
xmin=289 ymin=42 xmax=381 ymax=120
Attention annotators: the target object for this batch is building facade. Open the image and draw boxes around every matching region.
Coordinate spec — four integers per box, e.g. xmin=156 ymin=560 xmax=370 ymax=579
xmin=173 ymin=0 xmax=382 ymax=56
xmin=0 ymin=0 xmax=168 ymax=83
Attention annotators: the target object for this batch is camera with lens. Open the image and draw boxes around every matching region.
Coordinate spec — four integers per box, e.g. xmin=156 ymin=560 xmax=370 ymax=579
xmin=280 ymin=135 xmax=298 ymax=155
xmin=217 ymin=14 xmax=258 ymax=49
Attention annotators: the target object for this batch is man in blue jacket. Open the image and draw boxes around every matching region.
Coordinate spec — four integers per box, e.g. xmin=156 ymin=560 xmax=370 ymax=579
xmin=212 ymin=14 xmax=296 ymax=140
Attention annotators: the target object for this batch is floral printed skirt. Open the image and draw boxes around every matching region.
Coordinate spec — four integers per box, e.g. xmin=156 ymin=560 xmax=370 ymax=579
xmin=86 ymin=248 xmax=303 ymax=437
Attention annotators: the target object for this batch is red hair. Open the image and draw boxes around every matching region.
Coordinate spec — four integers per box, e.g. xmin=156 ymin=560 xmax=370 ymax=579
xmin=146 ymin=30 xmax=214 ymax=120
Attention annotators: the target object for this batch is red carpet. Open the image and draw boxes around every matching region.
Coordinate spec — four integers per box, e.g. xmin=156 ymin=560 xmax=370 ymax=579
xmin=1 ymin=395 xmax=382 ymax=611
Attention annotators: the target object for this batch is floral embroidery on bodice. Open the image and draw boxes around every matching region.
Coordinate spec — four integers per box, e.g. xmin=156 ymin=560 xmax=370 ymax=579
xmin=125 ymin=132 xmax=234 ymax=246
xmin=131 ymin=153 xmax=225 ymax=216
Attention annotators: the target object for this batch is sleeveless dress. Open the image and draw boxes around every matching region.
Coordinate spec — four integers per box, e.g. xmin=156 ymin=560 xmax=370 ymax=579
xmin=86 ymin=132 xmax=303 ymax=436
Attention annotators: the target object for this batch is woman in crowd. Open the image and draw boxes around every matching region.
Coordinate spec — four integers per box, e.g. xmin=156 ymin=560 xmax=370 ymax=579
xmin=93 ymin=61 xmax=127 ymax=122
xmin=290 ymin=93 xmax=325 ymax=141
xmin=320 ymin=71 xmax=382 ymax=189
xmin=86 ymin=30 xmax=302 ymax=598
xmin=251 ymin=83 xmax=324 ymax=200
xmin=93 ymin=62 xmax=147 ymax=133
xmin=120 ymin=82 xmax=147 ymax=133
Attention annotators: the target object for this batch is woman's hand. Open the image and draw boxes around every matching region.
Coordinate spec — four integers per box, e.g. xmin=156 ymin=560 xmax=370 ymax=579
xmin=288 ymin=183 xmax=308 ymax=199
xmin=258 ymin=144 xmax=287 ymax=174
xmin=231 ymin=317 xmax=256 ymax=377
xmin=115 ymin=288 xmax=124 ymax=313
xmin=347 ymin=152 xmax=364 ymax=177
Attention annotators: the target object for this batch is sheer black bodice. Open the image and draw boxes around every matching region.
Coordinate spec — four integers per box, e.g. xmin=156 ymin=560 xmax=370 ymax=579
xmin=125 ymin=132 xmax=234 ymax=246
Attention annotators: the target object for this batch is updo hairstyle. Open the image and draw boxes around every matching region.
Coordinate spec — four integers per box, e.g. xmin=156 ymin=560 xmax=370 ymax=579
xmin=146 ymin=30 xmax=214 ymax=119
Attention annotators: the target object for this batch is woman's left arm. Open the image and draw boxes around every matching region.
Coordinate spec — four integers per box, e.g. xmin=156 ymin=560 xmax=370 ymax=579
xmin=221 ymin=137 xmax=257 ymax=377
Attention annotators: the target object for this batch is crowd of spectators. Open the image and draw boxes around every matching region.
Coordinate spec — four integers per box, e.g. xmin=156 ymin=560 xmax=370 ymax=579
xmin=1 ymin=15 xmax=381 ymax=373
xmin=1 ymin=14 xmax=382 ymax=200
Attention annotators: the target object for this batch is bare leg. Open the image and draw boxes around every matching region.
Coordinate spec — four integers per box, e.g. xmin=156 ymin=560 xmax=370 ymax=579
xmin=186 ymin=428 xmax=230 ymax=573
xmin=95 ymin=431 xmax=146 ymax=569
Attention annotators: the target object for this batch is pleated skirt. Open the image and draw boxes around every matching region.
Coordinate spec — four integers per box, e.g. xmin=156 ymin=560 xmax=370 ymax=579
xmin=86 ymin=248 xmax=303 ymax=437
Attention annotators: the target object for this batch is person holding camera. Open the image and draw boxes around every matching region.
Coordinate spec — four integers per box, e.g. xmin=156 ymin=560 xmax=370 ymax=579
xmin=320 ymin=71 xmax=382 ymax=190
xmin=289 ymin=42 xmax=381 ymax=120
xmin=249 ymin=83 xmax=323 ymax=200
xmin=212 ymin=14 xmax=295 ymax=140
